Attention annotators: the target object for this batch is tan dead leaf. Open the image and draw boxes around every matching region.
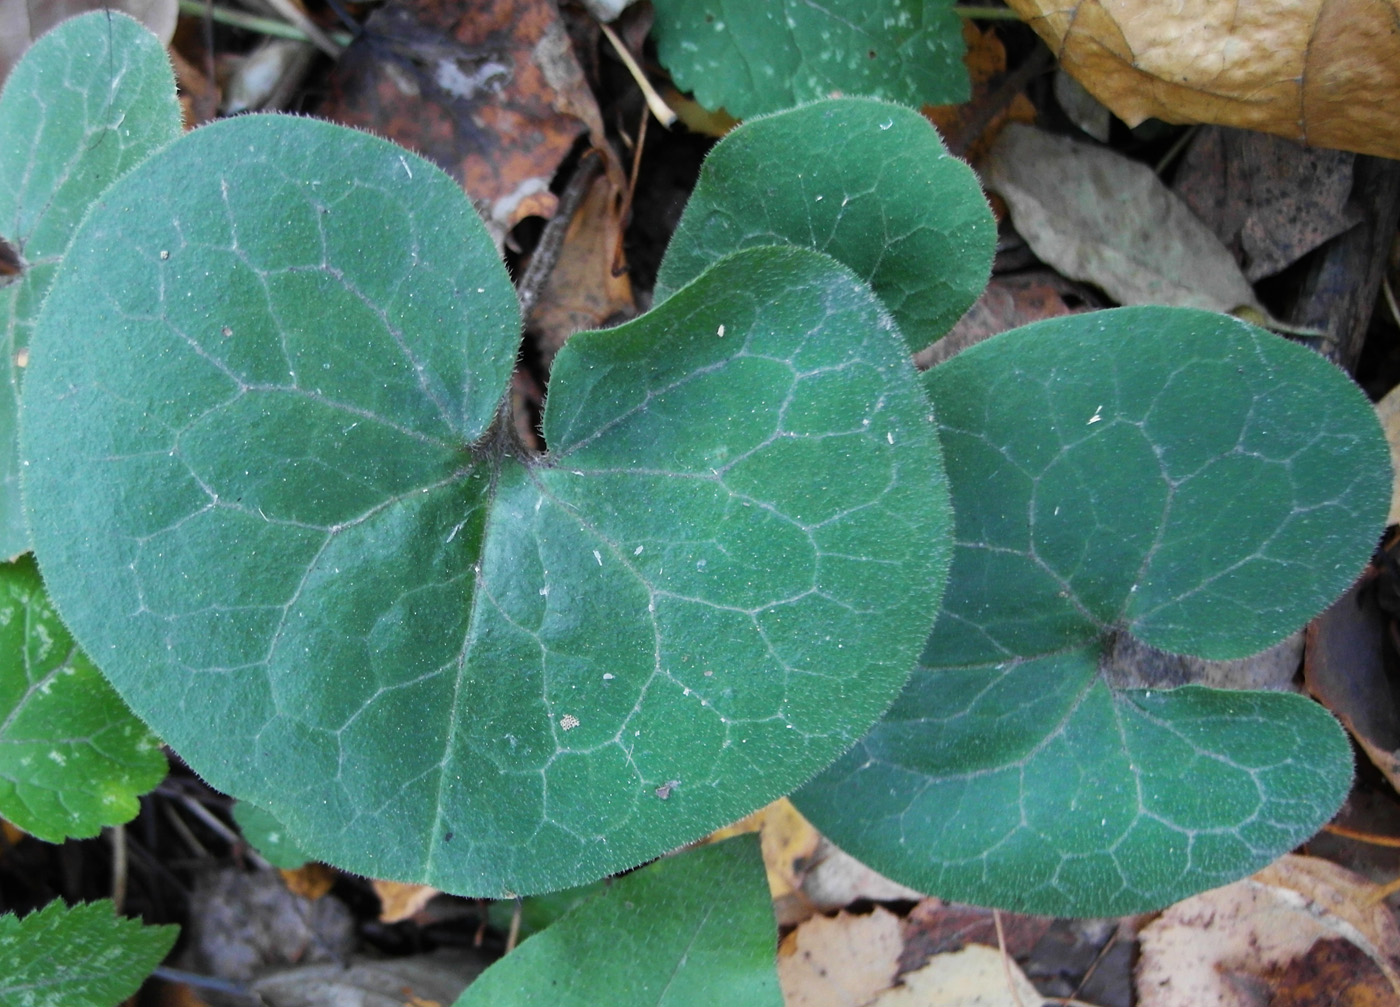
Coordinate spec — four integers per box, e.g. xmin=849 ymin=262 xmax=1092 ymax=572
xmin=278 ymin=862 xmax=337 ymax=901
xmin=1137 ymin=854 xmax=1400 ymax=1007
xmin=318 ymin=0 xmax=607 ymax=243
xmin=802 ymin=837 xmax=925 ymax=913
xmin=985 ymin=123 xmax=1264 ymax=315
xmin=373 ymin=879 xmax=439 ymax=924
xmin=0 ymin=0 xmax=176 ymax=86
xmin=1006 ymin=0 xmax=1400 ymax=160
xmin=872 ymin=944 xmax=1045 ymax=1007
xmin=1377 ymin=387 xmax=1400 ymax=527
xmin=778 ymin=907 xmax=905 ymax=1007
xmin=527 ymin=165 xmax=635 ymax=363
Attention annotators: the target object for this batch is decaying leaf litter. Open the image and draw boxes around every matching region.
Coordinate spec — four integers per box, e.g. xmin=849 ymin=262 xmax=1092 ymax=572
xmin=3 ymin=1 xmax=1400 ymax=1005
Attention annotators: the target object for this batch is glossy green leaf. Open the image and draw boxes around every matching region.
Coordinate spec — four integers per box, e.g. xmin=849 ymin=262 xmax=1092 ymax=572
xmin=796 ymin=306 xmax=1387 ymax=916
xmin=22 ymin=112 xmax=950 ymax=896
xmin=656 ymin=98 xmax=994 ymax=352
xmin=650 ymin=0 xmax=967 ymax=120
xmin=0 ymin=11 xmax=180 ymax=559
xmin=232 ymin=801 xmax=311 ymax=870
xmin=0 ymin=556 xmax=165 ymax=842
xmin=0 ymin=899 xmax=177 ymax=1007
xmin=456 ymin=837 xmax=781 ymax=1007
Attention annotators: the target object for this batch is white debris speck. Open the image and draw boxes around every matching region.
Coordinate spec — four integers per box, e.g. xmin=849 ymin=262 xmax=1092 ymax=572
xmin=539 ymin=586 xmax=549 ymax=597
xmin=48 ymin=750 xmax=66 ymax=765
xmin=886 ymin=431 xmax=894 ymax=444
xmin=879 ymin=119 xmax=893 ymax=130
xmin=159 ymin=250 xmax=170 ymax=260
xmin=634 ymin=545 xmax=644 ymax=555
xmin=603 ymin=673 xmax=615 ymax=681
xmin=1087 ymin=404 xmax=1103 ymax=425
xmin=717 ymin=324 xmax=725 ymax=338
xmin=398 ymin=155 xmax=413 ymax=178
xmin=593 ymin=549 xmax=602 ymax=566
xmin=560 ymin=714 xmax=580 ymax=730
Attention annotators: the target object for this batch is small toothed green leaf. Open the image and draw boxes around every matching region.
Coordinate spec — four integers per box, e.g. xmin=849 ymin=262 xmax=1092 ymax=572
xmin=0 ymin=899 xmax=177 ymax=1007
xmin=651 ymin=0 xmax=968 ymax=120
xmin=0 ymin=11 xmax=180 ymax=559
xmin=797 ymin=306 xmax=1387 ymax=916
xmin=657 ymin=98 xmax=994 ymax=352
xmin=456 ymin=837 xmax=781 ymax=1007
xmin=0 ymin=556 xmax=166 ymax=843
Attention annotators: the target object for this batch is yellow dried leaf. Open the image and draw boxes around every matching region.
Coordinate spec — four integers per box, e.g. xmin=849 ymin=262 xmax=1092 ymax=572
xmin=1006 ymin=0 xmax=1400 ymax=159
xmin=372 ymin=879 xmax=438 ymax=924
xmin=279 ymin=862 xmax=336 ymax=900
xmin=872 ymin=945 xmax=1044 ymax=1007
xmin=778 ymin=908 xmax=904 ymax=1007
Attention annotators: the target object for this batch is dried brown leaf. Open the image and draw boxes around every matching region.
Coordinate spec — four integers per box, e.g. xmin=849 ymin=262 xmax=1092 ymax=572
xmin=1006 ymin=0 xmax=1400 ymax=160
xmin=318 ymin=0 xmax=606 ymax=243
xmin=1137 ymin=855 xmax=1400 ymax=1007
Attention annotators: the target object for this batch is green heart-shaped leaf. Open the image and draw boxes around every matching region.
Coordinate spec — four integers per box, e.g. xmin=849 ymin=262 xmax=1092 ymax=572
xmin=650 ymin=0 xmax=968 ymax=120
xmin=657 ymin=98 xmax=993 ymax=352
xmin=22 ymin=114 xmax=949 ymax=895
xmin=0 ymin=11 xmax=180 ymax=559
xmin=0 ymin=900 xmax=177 ymax=1007
xmin=0 ymin=556 xmax=166 ymax=842
xmin=796 ymin=306 xmax=1387 ymax=916
xmin=456 ymin=837 xmax=780 ymax=1007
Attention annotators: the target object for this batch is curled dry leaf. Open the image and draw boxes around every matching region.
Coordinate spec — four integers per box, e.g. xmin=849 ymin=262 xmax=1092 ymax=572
xmin=1137 ymin=854 xmax=1400 ymax=1007
xmin=1005 ymin=0 xmax=1400 ymax=160
xmin=985 ymin=123 xmax=1264 ymax=315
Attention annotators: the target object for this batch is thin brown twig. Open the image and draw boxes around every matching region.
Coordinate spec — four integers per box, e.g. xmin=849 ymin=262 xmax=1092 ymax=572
xmin=517 ymin=151 xmax=604 ymax=316
xmin=947 ymin=45 xmax=1053 ymax=159
xmin=615 ymin=103 xmax=649 ymax=276
xmin=993 ymin=909 xmax=1027 ymax=1007
xmin=1055 ymin=928 xmax=1119 ymax=1005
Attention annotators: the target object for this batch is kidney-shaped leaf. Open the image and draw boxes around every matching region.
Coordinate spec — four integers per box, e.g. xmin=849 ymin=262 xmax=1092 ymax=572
xmin=650 ymin=0 xmax=968 ymax=120
xmin=0 ymin=556 xmax=166 ymax=842
xmin=457 ymin=836 xmax=781 ymax=1007
xmin=0 ymin=10 xmax=180 ymax=560
xmin=21 ymin=113 xmax=950 ymax=896
xmin=657 ymin=97 xmax=994 ymax=353
xmin=796 ymin=306 xmax=1388 ymax=916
